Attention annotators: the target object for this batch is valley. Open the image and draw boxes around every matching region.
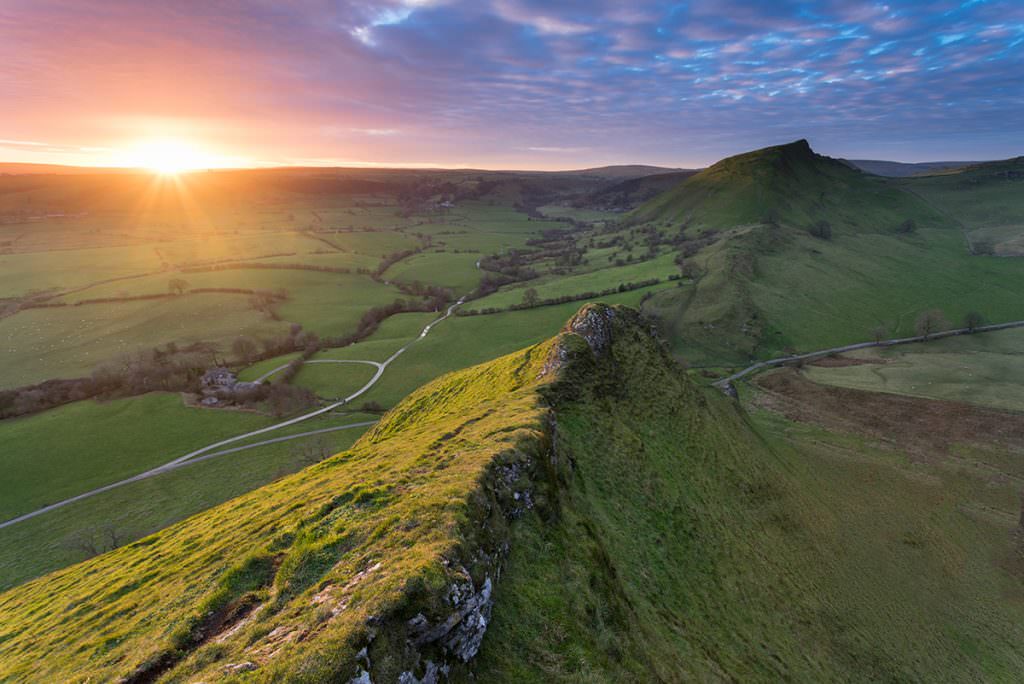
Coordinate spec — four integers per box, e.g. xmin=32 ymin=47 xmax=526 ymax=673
xmin=3 ymin=142 xmax=1024 ymax=681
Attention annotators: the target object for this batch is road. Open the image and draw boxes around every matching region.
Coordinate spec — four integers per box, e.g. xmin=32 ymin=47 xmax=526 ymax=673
xmin=253 ymin=358 xmax=381 ymax=384
xmin=0 ymin=297 xmax=466 ymax=530
xmin=714 ymin=318 xmax=1024 ymax=392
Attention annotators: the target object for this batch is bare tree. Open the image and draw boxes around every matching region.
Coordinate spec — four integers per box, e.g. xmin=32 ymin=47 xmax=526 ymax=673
xmin=168 ymin=278 xmax=189 ymax=295
xmin=870 ymin=325 xmax=888 ymax=343
xmin=231 ymin=336 xmax=258 ymax=364
xmin=964 ymin=311 xmax=984 ymax=333
xmin=915 ymin=309 xmax=950 ymax=339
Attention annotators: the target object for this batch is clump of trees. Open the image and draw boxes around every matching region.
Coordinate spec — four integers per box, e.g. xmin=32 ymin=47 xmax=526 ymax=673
xmin=168 ymin=278 xmax=189 ymax=295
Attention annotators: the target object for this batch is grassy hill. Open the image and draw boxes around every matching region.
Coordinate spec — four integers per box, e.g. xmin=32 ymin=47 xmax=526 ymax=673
xmin=900 ymin=156 xmax=1024 ymax=255
xmin=631 ymin=139 xmax=951 ymax=233
xmin=630 ymin=141 xmax=1024 ymax=364
xmin=3 ymin=304 xmax=1024 ymax=681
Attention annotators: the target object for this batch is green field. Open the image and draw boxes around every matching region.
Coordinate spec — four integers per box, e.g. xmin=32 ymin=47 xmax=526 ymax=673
xmin=236 ymin=352 xmax=303 ymax=382
xmin=901 ymin=157 xmax=1024 ymax=255
xmin=0 ymin=411 xmax=372 ymax=590
xmin=0 ymin=243 xmax=163 ymax=299
xmin=643 ymin=209 xmax=1024 ymax=368
xmin=805 ymin=327 xmax=1024 ymax=412
xmin=0 ymin=294 xmax=290 ymax=387
xmin=382 ymin=250 xmax=482 ymax=291
xmin=292 ymin=361 xmax=378 ymax=399
xmin=0 ymin=393 xmax=275 ymax=522
xmin=471 ymin=251 xmax=676 ymax=310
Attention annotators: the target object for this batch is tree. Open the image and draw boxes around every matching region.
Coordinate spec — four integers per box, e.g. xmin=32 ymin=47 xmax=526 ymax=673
xmin=964 ymin=310 xmax=985 ymax=333
xmin=231 ymin=336 xmax=258 ymax=363
xmin=870 ymin=325 xmax=888 ymax=343
xmin=522 ymin=287 xmax=539 ymax=307
xmin=168 ymin=278 xmax=189 ymax=295
xmin=809 ymin=220 xmax=832 ymax=240
xmin=915 ymin=309 xmax=950 ymax=339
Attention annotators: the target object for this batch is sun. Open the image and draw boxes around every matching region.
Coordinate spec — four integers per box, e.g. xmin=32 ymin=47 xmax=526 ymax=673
xmin=129 ymin=139 xmax=211 ymax=175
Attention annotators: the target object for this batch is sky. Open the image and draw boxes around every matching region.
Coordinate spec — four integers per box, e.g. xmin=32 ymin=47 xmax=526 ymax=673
xmin=1 ymin=0 xmax=1023 ymax=170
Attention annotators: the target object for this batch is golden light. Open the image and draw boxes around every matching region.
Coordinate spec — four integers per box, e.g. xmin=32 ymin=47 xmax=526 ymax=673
xmin=124 ymin=138 xmax=213 ymax=175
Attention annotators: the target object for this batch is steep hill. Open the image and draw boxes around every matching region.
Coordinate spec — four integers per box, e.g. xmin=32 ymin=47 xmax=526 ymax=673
xmin=632 ymin=139 xmax=950 ymax=233
xmin=626 ymin=141 xmax=1024 ymax=364
xmin=3 ymin=304 xmax=1024 ymax=681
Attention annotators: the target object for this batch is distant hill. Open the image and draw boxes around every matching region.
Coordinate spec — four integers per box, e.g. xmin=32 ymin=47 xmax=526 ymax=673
xmin=577 ymin=170 xmax=699 ymax=211
xmin=631 ymin=139 xmax=949 ymax=233
xmin=558 ymin=164 xmax=687 ymax=180
xmin=845 ymin=159 xmax=978 ymax=177
xmin=0 ymin=162 xmax=133 ymax=175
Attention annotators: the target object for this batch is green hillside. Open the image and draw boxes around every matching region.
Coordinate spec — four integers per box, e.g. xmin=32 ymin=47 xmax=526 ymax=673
xmin=900 ymin=156 xmax=1024 ymax=255
xmin=632 ymin=139 xmax=951 ymax=233
xmin=631 ymin=141 xmax=1024 ymax=364
xmin=3 ymin=304 xmax=1024 ymax=681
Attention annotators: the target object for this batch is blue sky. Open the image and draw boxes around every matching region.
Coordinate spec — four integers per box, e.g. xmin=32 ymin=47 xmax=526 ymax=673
xmin=2 ymin=0 xmax=1023 ymax=168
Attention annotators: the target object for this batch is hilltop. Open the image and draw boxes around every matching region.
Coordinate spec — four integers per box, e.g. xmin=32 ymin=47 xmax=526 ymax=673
xmin=631 ymin=139 xmax=950 ymax=233
xmin=3 ymin=304 xmax=1024 ymax=681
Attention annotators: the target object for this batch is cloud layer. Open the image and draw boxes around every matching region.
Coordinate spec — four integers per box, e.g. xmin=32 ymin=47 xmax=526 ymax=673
xmin=2 ymin=0 xmax=1022 ymax=167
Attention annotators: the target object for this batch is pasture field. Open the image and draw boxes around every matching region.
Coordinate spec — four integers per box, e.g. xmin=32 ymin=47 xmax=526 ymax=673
xmin=538 ymin=204 xmax=620 ymax=222
xmin=0 ymin=243 xmax=163 ymax=299
xmin=470 ymin=251 xmax=677 ymax=310
xmin=750 ymin=228 xmax=1024 ymax=351
xmin=804 ymin=327 xmax=1024 ymax=412
xmin=0 ymin=392 xmax=273 ymax=522
xmin=309 ymin=228 xmax=422 ymax=255
xmin=153 ymin=230 xmax=326 ymax=266
xmin=381 ymin=249 xmax=481 ymax=291
xmin=292 ymin=361 xmax=378 ymax=399
xmin=0 ymin=409 xmax=373 ymax=590
xmin=236 ymin=351 xmax=303 ymax=382
xmin=901 ymin=158 xmax=1024 ymax=255
xmin=1 ymin=293 xmax=289 ymax=388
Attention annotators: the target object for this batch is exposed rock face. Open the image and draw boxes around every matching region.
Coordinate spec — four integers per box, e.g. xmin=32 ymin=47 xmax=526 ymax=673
xmin=566 ymin=303 xmax=616 ymax=356
xmin=541 ymin=303 xmax=617 ymax=377
xmin=408 ymin=572 xmax=493 ymax=662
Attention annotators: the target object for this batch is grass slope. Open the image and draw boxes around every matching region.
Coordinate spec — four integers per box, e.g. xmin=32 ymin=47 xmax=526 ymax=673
xmin=3 ymin=304 xmax=1023 ymax=682
xmin=0 ymin=393 xmax=271 ymax=521
xmin=633 ymin=141 xmax=1024 ymax=365
xmin=900 ymin=156 xmax=1024 ymax=255
xmin=805 ymin=326 xmax=1024 ymax=412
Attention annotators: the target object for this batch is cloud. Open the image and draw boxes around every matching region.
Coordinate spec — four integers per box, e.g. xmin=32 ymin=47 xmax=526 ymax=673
xmin=0 ymin=0 xmax=1022 ymax=167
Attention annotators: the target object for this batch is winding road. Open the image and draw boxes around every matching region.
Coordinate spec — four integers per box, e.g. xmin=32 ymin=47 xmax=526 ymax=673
xmin=714 ymin=318 xmax=1024 ymax=392
xmin=0 ymin=297 xmax=466 ymax=530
